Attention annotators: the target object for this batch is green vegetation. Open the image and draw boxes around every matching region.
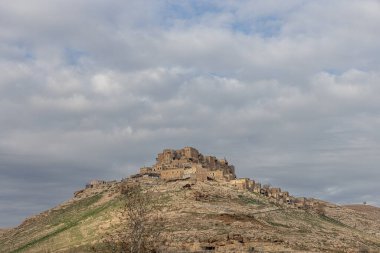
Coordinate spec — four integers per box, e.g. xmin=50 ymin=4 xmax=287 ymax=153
xmin=238 ymin=194 xmax=264 ymax=205
xmin=9 ymin=194 xmax=118 ymax=253
xmin=318 ymin=214 xmax=349 ymax=228
xmin=266 ymin=220 xmax=291 ymax=228
xmin=48 ymin=194 xmax=103 ymax=226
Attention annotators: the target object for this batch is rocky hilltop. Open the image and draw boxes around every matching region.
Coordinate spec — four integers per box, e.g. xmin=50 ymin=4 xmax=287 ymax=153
xmin=1 ymin=147 xmax=380 ymax=253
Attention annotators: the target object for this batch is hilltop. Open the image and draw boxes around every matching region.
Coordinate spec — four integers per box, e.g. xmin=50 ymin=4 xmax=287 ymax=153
xmin=1 ymin=147 xmax=379 ymax=252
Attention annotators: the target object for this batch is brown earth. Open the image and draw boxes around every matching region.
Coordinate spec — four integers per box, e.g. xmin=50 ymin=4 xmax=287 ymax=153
xmin=0 ymin=229 xmax=10 ymax=236
xmin=344 ymin=204 xmax=380 ymax=217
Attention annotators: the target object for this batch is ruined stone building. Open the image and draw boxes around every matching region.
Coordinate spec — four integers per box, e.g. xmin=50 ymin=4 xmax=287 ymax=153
xmin=229 ymin=178 xmax=255 ymax=191
xmin=132 ymin=146 xmax=300 ymax=207
xmin=85 ymin=180 xmax=107 ymax=189
xmin=138 ymin=147 xmax=236 ymax=182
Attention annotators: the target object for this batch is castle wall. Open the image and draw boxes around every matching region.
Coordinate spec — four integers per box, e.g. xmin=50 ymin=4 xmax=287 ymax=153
xmin=207 ymin=170 xmax=225 ymax=181
xmin=140 ymin=167 xmax=152 ymax=174
xmin=253 ymin=183 xmax=261 ymax=193
xmin=160 ymin=168 xmax=185 ymax=180
xmin=163 ymin=149 xmax=175 ymax=163
xmin=86 ymin=180 xmax=107 ymax=188
xmin=268 ymin=188 xmax=281 ymax=198
xmin=192 ymin=166 xmax=208 ymax=181
xmin=140 ymin=147 xmax=237 ymax=183
xmin=248 ymin=180 xmax=255 ymax=190
xmin=229 ymin=178 xmax=254 ymax=190
xmin=204 ymin=156 xmax=218 ymax=169
xmin=183 ymin=147 xmax=199 ymax=160
xmin=130 ymin=147 xmax=299 ymax=209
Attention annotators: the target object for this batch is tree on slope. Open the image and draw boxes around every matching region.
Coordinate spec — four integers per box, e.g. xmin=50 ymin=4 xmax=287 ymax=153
xmin=96 ymin=184 xmax=164 ymax=253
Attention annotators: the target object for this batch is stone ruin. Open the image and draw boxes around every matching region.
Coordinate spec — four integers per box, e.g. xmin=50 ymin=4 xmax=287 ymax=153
xmin=128 ymin=147 xmax=316 ymax=208
xmin=85 ymin=180 xmax=107 ymax=189
xmin=137 ymin=147 xmax=236 ymax=182
xmin=74 ymin=147 xmax=317 ymax=208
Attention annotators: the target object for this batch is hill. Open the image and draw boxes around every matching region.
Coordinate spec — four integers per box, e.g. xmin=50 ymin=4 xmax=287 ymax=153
xmin=1 ymin=147 xmax=379 ymax=252
xmin=344 ymin=204 xmax=380 ymax=220
xmin=1 ymin=178 xmax=380 ymax=253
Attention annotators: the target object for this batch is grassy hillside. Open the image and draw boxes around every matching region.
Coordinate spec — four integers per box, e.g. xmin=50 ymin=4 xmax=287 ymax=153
xmin=1 ymin=179 xmax=380 ymax=252
xmin=0 ymin=184 xmax=122 ymax=253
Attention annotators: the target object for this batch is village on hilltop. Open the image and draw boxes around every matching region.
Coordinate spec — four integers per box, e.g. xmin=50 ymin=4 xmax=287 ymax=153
xmin=86 ymin=147 xmax=320 ymax=208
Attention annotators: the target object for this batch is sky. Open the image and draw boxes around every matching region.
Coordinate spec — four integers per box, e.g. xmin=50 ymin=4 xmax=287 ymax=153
xmin=1 ymin=0 xmax=380 ymax=227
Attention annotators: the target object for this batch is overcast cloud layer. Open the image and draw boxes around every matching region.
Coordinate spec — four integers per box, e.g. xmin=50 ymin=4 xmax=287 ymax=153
xmin=1 ymin=0 xmax=380 ymax=227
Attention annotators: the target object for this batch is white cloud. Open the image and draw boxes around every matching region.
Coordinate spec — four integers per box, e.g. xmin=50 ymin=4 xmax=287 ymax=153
xmin=1 ymin=0 xmax=380 ymax=227
xmin=92 ymin=73 xmax=121 ymax=95
xmin=30 ymin=94 xmax=91 ymax=112
xmin=46 ymin=70 xmax=84 ymax=94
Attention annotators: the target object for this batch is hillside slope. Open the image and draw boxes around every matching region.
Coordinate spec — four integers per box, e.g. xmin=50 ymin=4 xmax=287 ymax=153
xmin=1 ymin=178 xmax=380 ymax=253
xmin=0 ymin=229 xmax=10 ymax=237
xmin=344 ymin=204 xmax=380 ymax=223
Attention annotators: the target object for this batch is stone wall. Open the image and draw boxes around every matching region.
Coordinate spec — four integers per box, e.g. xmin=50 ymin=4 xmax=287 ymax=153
xmin=147 ymin=147 xmax=236 ymax=182
xmin=230 ymin=178 xmax=255 ymax=191
xmin=160 ymin=168 xmax=185 ymax=180
xmin=86 ymin=180 xmax=107 ymax=189
xmin=131 ymin=146 xmax=298 ymax=208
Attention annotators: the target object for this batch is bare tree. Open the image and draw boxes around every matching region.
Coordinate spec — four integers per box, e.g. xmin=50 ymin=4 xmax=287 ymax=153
xmin=123 ymin=184 xmax=164 ymax=253
xmin=95 ymin=183 xmax=164 ymax=253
